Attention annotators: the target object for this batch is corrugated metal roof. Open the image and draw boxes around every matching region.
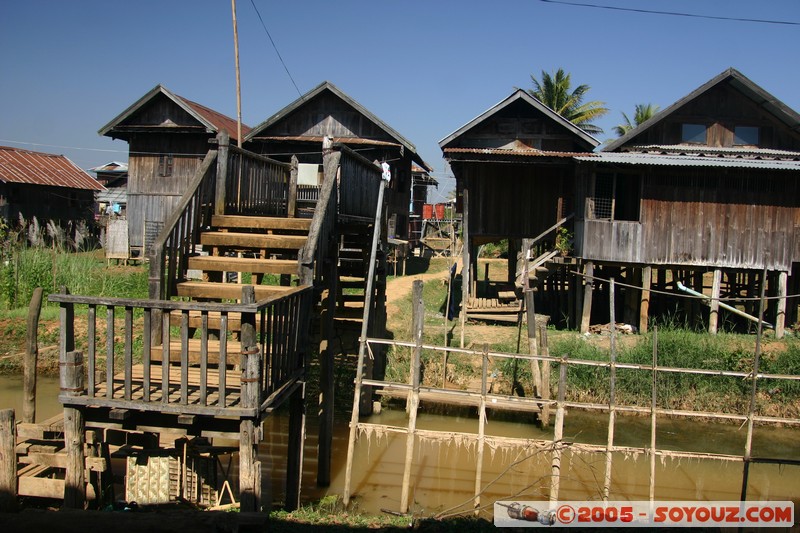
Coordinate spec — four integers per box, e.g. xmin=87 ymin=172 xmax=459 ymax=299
xmin=90 ymin=161 xmax=128 ymax=173
xmin=97 ymin=187 xmax=127 ymax=204
xmin=0 ymin=146 xmax=105 ymax=190
xmin=625 ymin=145 xmax=800 ymax=159
xmin=574 ymin=152 xmax=800 ymax=170
xmin=182 ymin=97 xmax=251 ymax=141
xmin=445 ymin=147 xmax=595 ymax=158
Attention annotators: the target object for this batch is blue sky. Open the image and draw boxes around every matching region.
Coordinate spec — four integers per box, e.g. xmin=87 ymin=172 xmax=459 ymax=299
xmin=2 ymin=1 xmax=799 ymax=201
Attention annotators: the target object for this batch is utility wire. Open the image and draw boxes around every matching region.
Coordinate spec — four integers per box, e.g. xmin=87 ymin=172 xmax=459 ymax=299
xmin=248 ymin=0 xmax=303 ymax=98
xmin=538 ymin=0 xmax=800 ymax=26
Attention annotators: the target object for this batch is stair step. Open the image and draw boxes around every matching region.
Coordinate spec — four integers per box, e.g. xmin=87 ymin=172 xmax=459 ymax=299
xmin=151 ymin=339 xmax=248 ymax=365
xmin=200 ymin=232 xmax=307 ymax=250
xmin=339 ymin=294 xmax=365 ymax=303
xmin=169 ymin=310 xmax=242 ymax=331
xmin=211 ymin=215 xmax=311 ymax=232
xmin=339 ymin=279 xmax=366 ymax=289
xmin=188 ymin=256 xmax=297 ymax=275
xmin=176 ymin=281 xmax=296 ymax=300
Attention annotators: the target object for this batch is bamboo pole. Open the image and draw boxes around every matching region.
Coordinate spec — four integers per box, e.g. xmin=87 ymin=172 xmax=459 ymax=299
xmin=649 ymin=326 xmax=658 ymax=509
xmin=549 ymin=355 xmax=568 ymax=508
xmin=23 ymin=287 xmax=44 ymax=424
xmin=231 ymin=0 xmax=243 ymax=148
xmin=740 ymin=267 xmax=767 ymax=502
xmin=460 ymin=188 xmax=469 ymax=348
xmin=473 ymin=344 xmax=489 ymax=515
xmin=400 ymin=281 xmax=425 ymax=514
xmin=603 ymin=278 xmax=617 ymax=502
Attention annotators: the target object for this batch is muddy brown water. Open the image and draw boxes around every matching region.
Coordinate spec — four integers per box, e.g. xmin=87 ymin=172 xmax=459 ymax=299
xmin=2 ymin=375 xmax=798 ymax=518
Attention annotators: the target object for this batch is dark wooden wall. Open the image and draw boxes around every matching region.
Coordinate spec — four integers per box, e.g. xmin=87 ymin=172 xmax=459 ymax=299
xmin=576 ymin=165 xmax=800 ymax=271
xmin=0 ymin=183 xmax=95 ymax=228
xmin=457 ymin=162 xmax=573 ymax=240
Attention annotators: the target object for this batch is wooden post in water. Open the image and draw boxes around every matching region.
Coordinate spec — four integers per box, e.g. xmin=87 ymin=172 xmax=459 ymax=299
xmin=285 ymin=380 xmax=305 ymax=511
xmin=239 ymin=286 xmax=261 ymax=512
xmin=523 ymin=239 xmax=543 ymax=397
xmin=548 ymin=355 xmax=568 ymax=507
xmin=603 ymin=278 xmax=617 ymax=502
xmin=473 ymin=344 xmax=489 ymax=515
xmin=649 ymin=326 xmax=658 ymax=508
xmin=580 ymin=262 xmax=594 ymax=333
xmin=215 ymin=130 xmax=230 ymax=215
xmin=0 ymin=409 xmax=16 ymax=511
xmin=62 ymin=350 xmax=85 ymax=509
xmin=740 ymin=267 xmax=767 ymax=502
xmin=23 ymin=287 xmax=44 ymax=424
xmin=400 ymin=280 xmax=424 ymax=514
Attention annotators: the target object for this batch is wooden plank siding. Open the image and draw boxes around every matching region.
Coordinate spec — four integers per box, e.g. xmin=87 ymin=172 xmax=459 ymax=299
xmin=459 ymin=162 xmax=572 ymax=240
xmin=577 ymin=165 xmax=800 ymax=271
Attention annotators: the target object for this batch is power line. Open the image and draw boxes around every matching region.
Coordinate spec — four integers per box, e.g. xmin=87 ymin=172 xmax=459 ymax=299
xmin=248 ymin=0 xmax=303 ymax=98
xmin=538 ymin=0 xmax=800 ymax=26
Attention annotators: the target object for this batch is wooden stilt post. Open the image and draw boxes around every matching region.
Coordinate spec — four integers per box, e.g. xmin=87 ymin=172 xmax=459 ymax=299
xmin=62 ymin=350 xmax=85 ymax=509
xmin=776 ymin=270 xmax=788 ymax=339
xmin=603 ymin=278 xmax=617 ymax=502
xmin=523 ymin=239 xmax=542 ymax=397
xmin=580 ymin=261 xmax=594 ymax=333
xmin=473 ymin=344 xmax=489 ymax=515
xmin=239 ymin=286 xmax=261 ymax=512
xmin=649 ymin=326 xmax=658 ymax=508
xmin=214 ymin=131 xmax=230 ymax=216
xmin=23 ymin=287 xmax=44 ymax=424
xmin=709 ymin=269 xmax=722 ymax=334
xmin=539 ymin=324 xmax=551 ymax=426
xmin=288 ymin=155 xmax=299 ymax=218
xmin=460 ymin=188 xmax=470 ymax=348
xmin=640 ymin=266 xmax=651 ymax=334
xmin=0 ymin=409 xmax=16 ymax=511
xmin=740 ymin=267 xmax=767 ymax=502
xmin=285 ymin=380 xmax=305 ymax=511
xmin=317 ymin=251 xmax=338 ymax=487
xmin=401 ymin=280 xmax=425 ymax=514
xmin=548 ymin=355 xmax=568 ymax=508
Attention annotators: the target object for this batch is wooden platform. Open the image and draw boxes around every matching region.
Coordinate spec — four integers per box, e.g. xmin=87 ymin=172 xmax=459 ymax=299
xmin=376 ymin=386 xmax=541 ymax=413
xmin=465 ymin=296 xmax=523 ymax=323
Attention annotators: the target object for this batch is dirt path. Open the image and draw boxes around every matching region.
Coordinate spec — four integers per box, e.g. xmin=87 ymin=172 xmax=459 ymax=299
xmin=385 ymin=258 xmax=458 ymax=315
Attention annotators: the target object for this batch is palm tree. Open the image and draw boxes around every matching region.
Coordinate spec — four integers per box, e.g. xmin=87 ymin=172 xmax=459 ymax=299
xmin=613 ymin=103 xmax=660 ymax=137
xmin=527 ymin=68 xmax=609 ymax=135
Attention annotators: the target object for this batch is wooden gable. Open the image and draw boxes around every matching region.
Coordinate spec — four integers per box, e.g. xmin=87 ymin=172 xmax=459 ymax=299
xmin=607 ymin=68 xmax=800 ymax=152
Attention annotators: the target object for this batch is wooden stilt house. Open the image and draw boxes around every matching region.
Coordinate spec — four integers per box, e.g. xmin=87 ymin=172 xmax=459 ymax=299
xmin=99 ymin=85 xmax=248 ymax=254
xmin=575 ymin=68 xmax=800 ymax=336
xmin=439 ymin=89 xmax=599 ymax=324
xmin=244 ymin=81 xmax=430 ymax=240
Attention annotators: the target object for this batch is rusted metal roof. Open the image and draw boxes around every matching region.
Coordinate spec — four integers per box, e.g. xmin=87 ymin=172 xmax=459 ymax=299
xmin=574 ymin=152 xmax=800 ymax=171
xmin=444 ymin=147 xmax=596 ymax=158
xmin=182 ymin=97 xmax=251 ymax=140
xmin=623 ymin=145 xmax=800 ymax=160
xmin=0 ymin=146 xmax=104 ymax=191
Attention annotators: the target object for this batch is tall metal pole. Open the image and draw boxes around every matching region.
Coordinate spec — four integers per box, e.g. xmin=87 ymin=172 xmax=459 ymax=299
xmin=231 ymin=0 xmax=243 ymax=148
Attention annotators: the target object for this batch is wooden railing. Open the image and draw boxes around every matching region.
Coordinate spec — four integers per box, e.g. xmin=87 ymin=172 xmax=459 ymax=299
xmin=50 ymin=285 xmax=313 ymax=418
xmin=221 ymin=145 xmax=293 ymax=216
xmin=337 ymin=144 xmax=384 ymax=220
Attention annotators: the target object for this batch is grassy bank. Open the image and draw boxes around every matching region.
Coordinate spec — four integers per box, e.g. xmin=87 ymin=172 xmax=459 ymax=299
xmin=383 ymin=257 xmax=800 ymax=419
xmin=0 ymin=247 xmax=148 ymax=374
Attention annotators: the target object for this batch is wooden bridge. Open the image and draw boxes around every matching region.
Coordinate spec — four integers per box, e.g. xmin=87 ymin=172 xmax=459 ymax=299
xmin=46 ymin=133 xmax=388 ymax=511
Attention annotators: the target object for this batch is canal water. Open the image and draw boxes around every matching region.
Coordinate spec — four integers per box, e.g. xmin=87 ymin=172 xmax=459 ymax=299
xmin=2 ymin=375 xmax=798 ymax=517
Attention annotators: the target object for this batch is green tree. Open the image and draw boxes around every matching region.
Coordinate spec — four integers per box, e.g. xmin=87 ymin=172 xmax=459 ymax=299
xmin=613 ymin=103 xmax=660 ymax=137
xmin=527 ymin=68 xmax=609 ymax=135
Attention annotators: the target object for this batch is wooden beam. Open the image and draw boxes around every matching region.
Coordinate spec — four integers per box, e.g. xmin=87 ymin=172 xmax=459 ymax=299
xmin=776 ymin=270 xmax=788 ymax=339
xmin=24 ymin=287 xmax=44 ymax=424
xmin=640 ymin=266 xmax=652 ymax=334
xmin=63 ymin=350 xmax=86 ymax=509
xmin=0 ymin=409 xmax=15 ymax=511
xmin=214 ymin=130 xmax=229 ymax=216
xmin=709 ymin=269 xmax=722 ymax=334
xmin=460 ymin=188 xmax=470 ymax=348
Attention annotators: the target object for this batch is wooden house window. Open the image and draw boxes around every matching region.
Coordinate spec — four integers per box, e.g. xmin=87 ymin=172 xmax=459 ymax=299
xmin=681 ymin=124 xmax=707 ymax=144
xmin=587 ymin=172 xmax=641 ymax=222
xmin=734 ymin=126 xmax=759 ymax=146
xmin=158 ymin=154 xmax=174 ymax=177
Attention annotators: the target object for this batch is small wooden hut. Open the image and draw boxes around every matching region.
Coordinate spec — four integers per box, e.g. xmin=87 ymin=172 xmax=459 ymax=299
xmin=575 ymin=68 xmax=800 ymax=336
xmin=244 ymin=81 xmax=429 ymax=240
xmin=439 ymin=89 xmax=599 ymax=323
xmin=0 ymin=145 xmax=103 ymax=232
xmin=99 ymin=85 xmax=248 ymax=253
